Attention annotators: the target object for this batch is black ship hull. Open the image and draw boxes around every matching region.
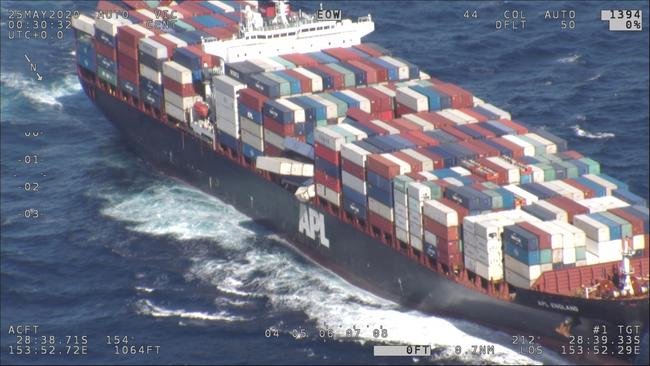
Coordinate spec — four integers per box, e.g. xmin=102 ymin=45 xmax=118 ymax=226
xmin=82 ymin=79 xmax=648 ymax=364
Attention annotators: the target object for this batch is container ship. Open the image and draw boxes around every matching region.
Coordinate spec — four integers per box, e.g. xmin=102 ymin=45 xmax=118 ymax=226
xmin=72 ymin=0 xmax=649 ymax=362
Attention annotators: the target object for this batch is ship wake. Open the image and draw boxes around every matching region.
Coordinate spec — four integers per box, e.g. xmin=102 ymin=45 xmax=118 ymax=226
xmin=572 ymin=124 xmax=615 ymax=139
xmin=101 ymin=180 xmax=559 ymax=365
xmin=0 ymin=72 xmax=81 ymax=109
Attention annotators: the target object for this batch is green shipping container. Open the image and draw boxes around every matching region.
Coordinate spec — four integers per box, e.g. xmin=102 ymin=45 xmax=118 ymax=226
xmin=263 ymin=72 xmax=291 ymax=96
xmin=578 ymin=157 xmax=601 ymax=174
xmin=600 ymin=212 xmax=633 ymax=238
xmin=556 ymin=161 xmax=579 ymax=179
xmin=415 ymin=79 xmax=433 ymax=86
xmin=575 ymin=246 xmax=586 ymax=261
xmin=518 ymin=135 xmax=547 ymax=157
xmin=316 ymin=120 xmax=328 ymax=127
xmin=483 ymin=189 xmax=503 ymax=209
xmin=325 ymin=63 xmax=355 ymax=88
xmin=393 ymin=175 xmax=414 ymax=193
xmin=270 ymin=56 xmax=296 ymax=69
xmin=174 ymin=20 xmax=196 ymax=32
xmin=330 ymin=125 xmax=356 ymax=143
xmin=540 ymin=249 xmax=552 ymax=264
xmin=422 ymin=181 xmax=442 ymax=199
xmin=97 ymin=66 xmax=117 ymax=86
xmin=536 ymin=163 xmax=556 ymax=181
xmin=320 ymin=94 xmax=348 ymax=117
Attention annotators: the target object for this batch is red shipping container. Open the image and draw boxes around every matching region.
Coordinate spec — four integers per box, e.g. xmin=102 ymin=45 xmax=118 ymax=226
xmin=491 ymin=137 xmax=525 ymax=158
xmin=117 ymin=25 xmax=148 ymax=48
xmin=342 ymin=158 xmax=365 ymax=180
xmin=431 ymin=83 xmax=473 ymax=109
xmin=117 ymin=52 xmax=138 ymax=73
xmin=497 ymin=119 xmax=528 ymax=135
xmin=374 ymin=110 xmax=394 ymax=122
xmin=437 ymin=239 xmax=461 ymax=255
xmin=388 ymin=118 xmax=421 ymax=133
xmin=358 ymin=58 xmax=388 ymax=83
xmin=438 ymin=198 xmax=469 ymax=222
xmin=118 ymin=43 xmax=139 ymax=62
xmin=263 ymin=115 xmax=294 ymax=136
xmin=559 ymin=150 xmax=584 ymax=160
xmin=323 ymin=47 xmax=364 ymax=62
xmin=284 ymin=69 xmax=312 ymax=93
xmin=393 ymin=151 xmax=422 ymax=172
xmin=264 ymin=144 xmax=283 ymax=157
xmin=346 ymin=108 xmax=373 ymax=123
xmin=346 ymin=60 xmax=378 ymax=84
xmin=176 ymin=1 xmax=211 ymax=16
xmin=121 ymin=0 xmax=147 ymax=9
xmin=186 ymin=45 xmax=219 ymax=68
xmin=464 ymin=123 xmax=496 ymax=139
xmin=118 ymin=66 xmax=139 ymax=84
xmin=239 ymin=88 xmax=267 ymax=110
xmin=97 ymin=0 xmax=126 ymax=13
xmin=423 ymin=217 xmax=459 ymax=241
xmin=418 ymin=111 xmax=454 ymax=128
xmin=315 ymin=143 xmax=340 ymax=165
xmin=354 ymin=117 xmax=389 ymax=136
xmin=477 ymin=158 xmax=510 ymax=185
xmin=395 ymin=101 xmax=415 ymax=117
xmin=458 ymin=108 xmax=489 ymax=122
xmin=400 ymin=131 xmax=429 ymax=148
xmin=368 ymin=211 xmax=393 ymax=234
xmin=163 ymin=76 xmax=195 ymax=97
xmin=95 ymin=41 xmax=117 ymax=60
xmin=471 ymin=140 xmax=501 ymax=157
xmin=458 ymin=141 xmax=490 ymax=159
xmin=367 ymin=154 xmax=400 ymax=179
xmin=311 ymin=64 xmax=344 ymax=90
xmin=281 ymin=53 xmax=319 ymax=67
xmin=203 ymin=26 xmax=236 ymax=40
xmin=127 ymin=10 xmax=149 ymax=23
xmin=562 ymin=179 xmax=595 ymax=199
xmin=518 ymin=222 xmax=552 ymax=250
xmin=354 ymin=87 xmax=392 ymax=112
xmin=415 ymin=149 xmax=445 ymax=169
xmin=315 ymin=170 xmax=341 ymax=192
xmin=547 ymin=196 xmax=590 ymax=222
xmin=609 ymin=208 xmax=645 ymax=236
xmin=405 ymin=172 xmax=427 ymax=182
xmin=352 ymin=43 xmax=384 ymax=58
xmin=151 ymin=35 xmax=179 ymax=57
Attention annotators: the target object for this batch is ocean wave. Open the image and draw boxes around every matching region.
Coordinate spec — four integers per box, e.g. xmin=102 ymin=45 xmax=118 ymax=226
xmin=557 ymin=53 xmax=581 ymax=64
xmin=135 ymin=286 xmax=155 ymax=293
xmin=102 ymin=182 xmax=546 ymax=365
xmin=587 ymin=73 xmax=602 ymax=81
xmin=135 ymin=299 xmax=248 ymax=322
xmin=0 ymin=72 xmax=81 ymax=108
xmin=572 ymin=125 xmax=615 ymax=139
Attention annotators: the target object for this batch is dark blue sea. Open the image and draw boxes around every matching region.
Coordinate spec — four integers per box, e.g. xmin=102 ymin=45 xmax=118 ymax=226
xmin=1 ymin=1 xmax=648 ymax=365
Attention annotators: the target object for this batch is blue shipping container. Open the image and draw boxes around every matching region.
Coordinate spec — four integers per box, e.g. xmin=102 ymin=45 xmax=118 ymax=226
xmin=262 ymin=99 xmax=294 ymax=123
xmin=239 ymin=103 xmax=263 ymax=124
xmin=367 ymin=182 xmax=393 ymax=207
xmin=119 ymin=79 xmax=139 ymax=98
xmin=193 ymin=15 xmax=225 ymax=28
xmin=504 ymin=224 xmax=540 ymax=251
xmin=366 ymin=171 xmax=392 ymax=192
xmin=242 ymin=143 xmax=264 ymax=160
xmin=140 ymin=88 xmax=162 ymax=108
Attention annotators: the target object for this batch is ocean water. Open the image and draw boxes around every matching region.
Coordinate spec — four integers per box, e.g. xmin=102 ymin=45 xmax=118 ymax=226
xmin=1 ymin=1 xmax=648 ymax=365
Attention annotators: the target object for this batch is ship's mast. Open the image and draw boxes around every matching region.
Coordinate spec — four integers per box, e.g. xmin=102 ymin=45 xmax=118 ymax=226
xmin=620 ymin=236 xmax=635 ymax=295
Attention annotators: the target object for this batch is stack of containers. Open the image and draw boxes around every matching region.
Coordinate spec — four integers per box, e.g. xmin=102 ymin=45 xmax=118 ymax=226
xmin=340 ymin=141 xmax=381 ymax=221
xmin=94 ymin=16 xmax=133 ymax=87
xmin=314 ymin=125 xmax=367 ymax=207
xmin=172 ymin=45 xmax=219 ymax=82
xmin=577 ymin=196 xmax=630 ymax=213
xmin=72 ymin=15 xmax=96 ymax=73
xmin=608 ymin=206 xmax=650 ymax=255
xmin=162 ymin=61 xmax=196 ymax=122
xmin=214 ymin=75 xmax=246 ymax=152
xmin=239 ymin=88 xmax=267 ymax=159
xmin=117 ymin=24 xmax=155 ymax=98
xmin=503 ymin=223 xmax=546 ymax=288
xmin=138 ymin=36 xmax=171 ymax=110
xmin=422 ymin=198 xmax=466 ymax=268
xmin=404 ymin=181 xmax=441 ymax=251
xmin=366 ymin=153 xmax=412 ymax=234
xmin=262 ymin=98 xmax=304 ymax=155
xmin=573 ymin=213 xmax=625 ymax=263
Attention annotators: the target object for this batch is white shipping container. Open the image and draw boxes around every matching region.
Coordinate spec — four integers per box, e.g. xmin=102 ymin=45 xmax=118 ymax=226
xmin=257 ymin=157 xmax=313 ymax=176
xmin=531 ymin=221 xmax=569 ymax=249
xmin=502 ymin=135 xmax=536 ymax=156
xmin=410 ymin=234 xmax=423 ymax=251
xmin=449 ymin=167 xmax=471 ymax=176
xmin=551 ymin=180 xmax=585 ymax=201
xmin=217 ymin=120 xmax=240 ymax=138
xmin=563 ymin=245 xmax=576 ymax=264
xmin=528 ymin=165 xmax=545 ymax=183
xmin=163 ymin=61 xmax=192 ymax=84
xmin=340 ymin=90 xmax=372 ymax=113
xmin=632 ymin=235 xmax=645 ymax=250
xmin=505 ymin=255 xmax=542 ymax=280
xmin=368 ymin=197 xmax=394 ymax=221
xmin=72 ymin=14 xmax=95 ymax=36
xmin=396 ymin=87 xmax=428 ymax=112
xmin=209 ymin=0 xmax=236 ymax=12
xmin=505 ymin=268 xmax=536 ymax=289
xmin=532 ymin=200 xmax=569 ymax=222
xmin=394 ymin=190 xmax=407 ymax=206
xmin=340 ymin=143 xmax=371 ymax=167
xmin=583 ymin=174 xmax=617 ymax=194
xmin=140 ymin=64 xmax=162 ymax=84
xmin=241 ymin=117 xmax=263 ymax=137
xmin=241 ymin=129 xmax=264 ymax=151
xmin=395 ymin=214 xmax=409 ymax=231
xmin=447 ymin=109 xmax=478 ymax=124
xmin=396 ymin=227 xmax=409 ymax=243
xmin=423 ymin=200 xmax=458 ymax=226
xmin=473 ymin=96 xmax=486 ymax=107
xmin=436 ymin=110 xmax=466 ymax=125
xmin=551 ymin=220 xmax=587 ymax=248
xmin=159 ymin=33 xmax=188 ymax=48
xmin=316 ymin=183 xmax=341 ymax=206
xmin=314 ymin=127 xmax=346 ymax=151
xmin=369 ymin=119 xmax=400 ymax=135
xmin=394 ymin=203 xmax=408 ymax=219
xmin=263 ymin=128 xmax=285 ymax=149
xmin=573 ymin=215 xmax=610 ymax=242
xmin=585 ymin=239 xmax=623 ymax=263
xmin=293 ymin=68 xmax=323 ymax=92
xmin=165 ymin=101 xmax=186 ymax=122
xmin=424 ymin=230 xmax=436 ymax=246
xmin=486 ymin=156 xmax=520 ymax=184
xmin=337 ymin=124 xmax=368 ymax=141
xmin=442 ymin=177 xmax=464 ymax=187
xmin=407 ymin=182 xmax=431 ymax=201
xmin=165 ymin=89 xmax=199 ymax=109
xmin=129 ymin=24 xmax=155 ymax=38
xmin=136 ymin=8 xmax=158 ymax=20
xmin=341 ymin=171 xmax=366 ymax=194
xmin=95 ymin=17 xmax=132 ymax=36
xmin=577 ymin=196 xmax=630 ymax=213
xmin=419 ymin=171 xmax=438 ymax=181
xmin=401 ymin=114 xmax=435 ymax=131
xmin=524 ymin=133 xmax=557 ymax=154
xmin=371 ymin=84 xmax=397 ymax=98
xmin=586 ymin=251 xmax=600 ymax=265
xmin=214 ymin=75 xmax=246 ymax=96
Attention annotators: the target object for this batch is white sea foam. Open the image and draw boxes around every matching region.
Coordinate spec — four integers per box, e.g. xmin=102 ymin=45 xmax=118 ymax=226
xmin=135 ymin=286 xmax=155 ymax=293
xmin=588 ymin=73 xmax=602 ymax=81
xmin=135 ymin=299 xmax=248 ymax=322
xmin=557 ymin=53 xmax=582 ymax=64
xmin=572 ymin=125 xmax=615 ymax=139
xmin=103 ymin=181 xmax=557 ymax=364
xmin=0 ymin=72 xmax=81 ymax=108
